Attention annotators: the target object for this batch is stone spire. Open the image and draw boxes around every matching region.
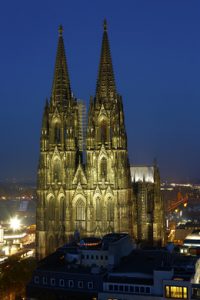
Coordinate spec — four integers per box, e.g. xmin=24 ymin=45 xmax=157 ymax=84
xmin=42 ymin=99 xmax=49 ymax=129
xmin=96 ymin=20 xmax=116 ymax=102
xmin=51 ymin=25 xmax=71 ymax=107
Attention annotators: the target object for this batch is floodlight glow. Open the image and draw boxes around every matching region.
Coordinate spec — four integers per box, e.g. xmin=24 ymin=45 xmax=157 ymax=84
xmin=9 ymin=216 xmax=21 ymax=231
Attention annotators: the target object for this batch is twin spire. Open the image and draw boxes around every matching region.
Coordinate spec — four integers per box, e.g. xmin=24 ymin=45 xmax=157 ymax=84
xmin=51 ymin=21 xmax=117 ymax=107
xmin=51 ymin=25 xmax=71 ymax=106
xmin=96 ymin=20 xmax=116 ymax=101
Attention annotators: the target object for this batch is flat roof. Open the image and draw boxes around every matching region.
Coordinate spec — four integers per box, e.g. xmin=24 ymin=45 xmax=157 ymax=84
xmin=111 ymin=249 xmax=172 ymax=275
xmin=37 ymin=250 xmax=106 ymax=275
xmin=106 ymin=276 xmax=153 ymax=285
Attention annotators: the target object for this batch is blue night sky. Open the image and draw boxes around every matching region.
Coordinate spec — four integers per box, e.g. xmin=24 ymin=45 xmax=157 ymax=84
xmin=0 ymin=0 xmax=200 ymax=182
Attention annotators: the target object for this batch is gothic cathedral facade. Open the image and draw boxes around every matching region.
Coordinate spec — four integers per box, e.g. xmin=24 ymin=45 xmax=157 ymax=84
xmin=36 ymin=22 xmax=136 ymax=259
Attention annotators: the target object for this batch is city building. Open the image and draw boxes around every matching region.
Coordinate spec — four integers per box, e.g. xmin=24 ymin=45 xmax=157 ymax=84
xmin=130 ymin=165 xmax=165 ymax=246
xmin=178 ymin=230 xmax=200 ymax=256
xmin=27 ymin=233 xmax=200 ymax=300
xmin=36 ymin=21 xmax=166 ymax=260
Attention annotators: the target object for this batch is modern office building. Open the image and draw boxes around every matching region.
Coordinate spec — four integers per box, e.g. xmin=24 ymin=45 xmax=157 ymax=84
xmin=27 ymin=233 xmax=200 ymax=300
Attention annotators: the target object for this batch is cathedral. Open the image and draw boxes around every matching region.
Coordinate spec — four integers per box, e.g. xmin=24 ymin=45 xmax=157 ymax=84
xmin=36 ymin=22 xmax=165 ymax=260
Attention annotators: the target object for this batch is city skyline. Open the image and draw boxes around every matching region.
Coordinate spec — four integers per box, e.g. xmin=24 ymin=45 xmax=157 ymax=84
xmin=0 ymin=0 xmax=200 ymax=182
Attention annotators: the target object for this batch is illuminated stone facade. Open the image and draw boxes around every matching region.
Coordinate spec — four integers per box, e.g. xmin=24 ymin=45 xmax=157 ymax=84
xmin=36 ymin=23 xmax=134 ymax=259
xmin=131 ymin=165 xmax=165 ymax=246
xmin=36 ymin=24 xmax=134 ymax=258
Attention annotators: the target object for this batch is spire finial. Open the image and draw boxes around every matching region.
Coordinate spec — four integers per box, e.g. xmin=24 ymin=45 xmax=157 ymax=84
xmin=58 ymin=25 xmax=63 ymax=36
xmin=103 ymin=19 xmax=107 ymax=31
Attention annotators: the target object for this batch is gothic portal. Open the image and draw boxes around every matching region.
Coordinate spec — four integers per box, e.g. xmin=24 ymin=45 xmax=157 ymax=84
xmin=36 ymin=22 xmax=135 ymax=259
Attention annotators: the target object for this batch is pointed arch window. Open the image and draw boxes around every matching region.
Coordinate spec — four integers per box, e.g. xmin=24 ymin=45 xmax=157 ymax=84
xmin=96 ymin=197 xmax=102 ymax=221
xmin=107 ymin=197 xmax=114 ymax=221
xmin=76 ymin=199 xmax=85 ymax=221
xmin=54 ymin=123 xmax=61 ymax=144
xmin=53 ymin=159 xmax=61 ymax=182
xmin=49 ymin=197 xmax=55 ymax=220
xmin=100 ymin=157 xmax=107 ymax=180
xmin=60 ymin=197 xmax=65 ymax=221
xmin=100 ymin=121 xmax=107 ymax=143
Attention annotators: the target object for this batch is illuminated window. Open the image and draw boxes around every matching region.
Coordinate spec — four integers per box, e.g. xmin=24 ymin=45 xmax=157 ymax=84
xmin=76 ymin=199 xmax=85 ymax=221
xmin=165 ymin=285 xmax=188 ymax=299
xmin=183 ymin=287 xmax=188 ymax=299
xmin=166 ymin=284 xmax=170 ymax=296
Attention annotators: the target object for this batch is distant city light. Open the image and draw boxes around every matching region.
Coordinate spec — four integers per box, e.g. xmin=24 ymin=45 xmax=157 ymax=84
xmin=9 ymin=216 xmax=21 ymax=231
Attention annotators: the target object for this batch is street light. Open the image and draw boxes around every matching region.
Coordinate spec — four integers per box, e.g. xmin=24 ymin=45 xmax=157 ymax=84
xmin=9 ymin=216 xmax=21 ymax=231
